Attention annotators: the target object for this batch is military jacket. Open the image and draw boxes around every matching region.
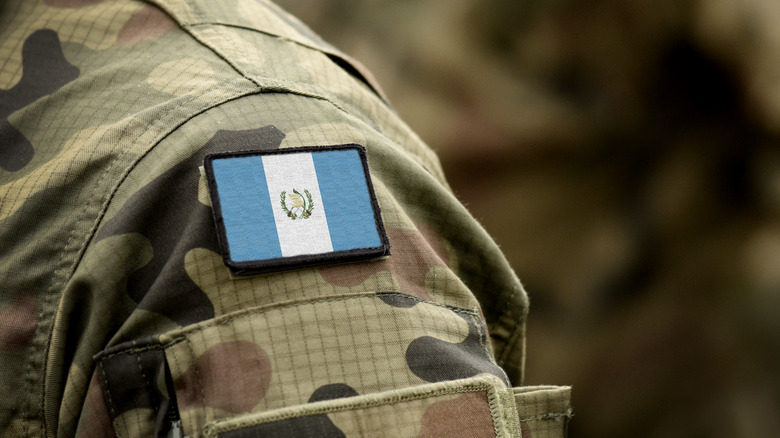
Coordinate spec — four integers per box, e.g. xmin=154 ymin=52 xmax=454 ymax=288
xmin=0 ymin=0 xmax=571 ymax=436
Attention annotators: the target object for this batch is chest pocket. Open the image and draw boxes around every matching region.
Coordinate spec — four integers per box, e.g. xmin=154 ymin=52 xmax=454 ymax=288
xmin=95 ymin=293 xmax=570 ymax=437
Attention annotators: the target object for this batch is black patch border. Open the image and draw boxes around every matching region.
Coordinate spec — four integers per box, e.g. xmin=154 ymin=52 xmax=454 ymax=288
xmin=204 ymin=144 xmax=390 ymax=276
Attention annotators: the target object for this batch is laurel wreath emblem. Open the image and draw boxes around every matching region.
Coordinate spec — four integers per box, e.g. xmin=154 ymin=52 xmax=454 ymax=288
xmin=280 ymin=189 xmax=314 ymax=220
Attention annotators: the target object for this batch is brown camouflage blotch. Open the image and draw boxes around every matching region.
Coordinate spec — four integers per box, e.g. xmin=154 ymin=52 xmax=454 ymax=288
xmin=317 ymin=261 xmax=380 ymax=288
xmin=416 ymin=221 xmax=450 ymax=265
xmin=174 ymin=341 xmax=272 ymax=414
xmin=0 ymin=290 xmax=36 ymax=349
xmin=76 ymin=371 xmax=116 ymax=438
xmin=117 ymin=4 xmax=178 ymax=45
xmin=319 ymin=224 xmax=448 ymax=300
xmin=44 ymin=0 xmax=106 ymax=7
xmin=417 ymin=391 xmax=495 ymax=438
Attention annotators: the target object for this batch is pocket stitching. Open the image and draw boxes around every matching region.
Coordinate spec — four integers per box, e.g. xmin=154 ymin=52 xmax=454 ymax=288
xmin=97 ymin=359 xmax=123 ymax=438
xmin=203 ymin=376 xmax=512 ymax=438
xmin=157 ymin=292 xmax=482 ymax=347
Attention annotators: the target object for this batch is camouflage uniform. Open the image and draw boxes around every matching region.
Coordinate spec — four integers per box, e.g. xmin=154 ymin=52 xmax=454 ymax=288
xmin=0 ymin=0 xmax=570 ymax=436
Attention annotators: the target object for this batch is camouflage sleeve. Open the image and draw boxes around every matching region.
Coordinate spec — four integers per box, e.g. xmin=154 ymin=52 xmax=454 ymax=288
xmin=83 ymin=89 xmax=561 ymax=436
xmin=0 ymin=0 xmax=570 ymax=436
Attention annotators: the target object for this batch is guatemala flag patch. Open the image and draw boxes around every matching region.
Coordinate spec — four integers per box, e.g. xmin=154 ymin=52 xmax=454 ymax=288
xmin=204 ymin=144 xmax=390 ymax=276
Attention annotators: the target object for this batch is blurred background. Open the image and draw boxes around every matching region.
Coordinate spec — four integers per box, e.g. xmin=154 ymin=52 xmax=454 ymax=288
xmin=274 ymin=0 xmax=780 ymax=436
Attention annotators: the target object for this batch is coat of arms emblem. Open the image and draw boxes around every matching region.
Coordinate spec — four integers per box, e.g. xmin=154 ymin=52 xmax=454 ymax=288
xmin=280 ymin=189 xmax=314 ymax=220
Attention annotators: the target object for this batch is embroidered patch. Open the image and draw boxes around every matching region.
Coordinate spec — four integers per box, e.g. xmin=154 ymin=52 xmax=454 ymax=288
xmin=204 ymin=145 xmax=390 ymax=276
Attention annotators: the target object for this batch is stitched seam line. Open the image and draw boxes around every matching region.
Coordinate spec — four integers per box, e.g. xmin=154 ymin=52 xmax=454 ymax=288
xmin=176 ymin=15 xmax=360 ymax=115
xmin=39 ymin=75 xmax=255 ymax=435
xmin=97 ymin=343 xmax=166 ymax=362
xmin=97 ymin=361 xmax=123 ymax=438
xmin=135 ymin=353 xmax=159 ymax=417
xmin=183 ymin=24 xmax=352 ymax=107
xmin=168 ymin=6 xmax=388 ymax=101
xmin=71 ymin=76 xmax=253 ymax=266
xmin=176 ymin=23 xmax=354 ymax=113
xmin=96 ymin=292 xmax=481 ymax=366
xmin=184 ymin=19 xmax=259 ymax=87
xmin=472 ymin=313 xmax=491 ymax=361
xmin=470 ymin=313 xmax=510 ymax=385
xmin=484 ymin=385 xmax=504 ymax=438
xmin=518 ymin=408 xmax=574 ymax=422
xmin=186 ymin=21 xmax=332 ymax=55
xmin=215 ymin=383 xmax=494 ymax=433
xmin=161 ymin=292 xmax=481 ymax=346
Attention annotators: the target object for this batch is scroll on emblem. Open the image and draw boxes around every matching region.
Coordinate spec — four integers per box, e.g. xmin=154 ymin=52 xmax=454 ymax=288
xmin=280 ymin=189 xmax=314 ymax=220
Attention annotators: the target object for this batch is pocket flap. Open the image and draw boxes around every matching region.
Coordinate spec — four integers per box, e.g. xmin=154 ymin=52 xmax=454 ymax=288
xmin=204 ymin=375 xmax=522 ymax=438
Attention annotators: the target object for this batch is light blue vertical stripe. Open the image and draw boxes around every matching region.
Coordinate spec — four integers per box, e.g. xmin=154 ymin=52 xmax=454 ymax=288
xmin=212 ymin=156 xmax=282 ymax=262
xmin=313 ymin=149 xmax=381 ymax=251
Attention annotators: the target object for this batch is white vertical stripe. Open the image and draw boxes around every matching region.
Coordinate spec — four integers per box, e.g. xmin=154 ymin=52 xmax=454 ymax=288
xmin=262 ymin=152 xmax=333 ymax=257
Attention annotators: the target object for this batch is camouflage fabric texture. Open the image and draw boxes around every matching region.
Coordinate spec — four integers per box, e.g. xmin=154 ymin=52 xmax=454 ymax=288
xmin=0 ymin=0 xmax=570 ymax=436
